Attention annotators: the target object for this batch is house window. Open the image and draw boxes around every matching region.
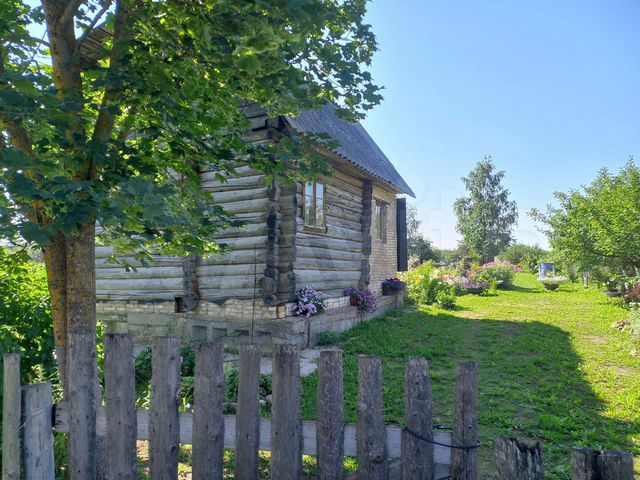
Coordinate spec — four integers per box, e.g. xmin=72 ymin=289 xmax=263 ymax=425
xmin=304 ymin=181 xmax=325 ymax=228
xmin=375 ymin=200 xmax=387 ymax=242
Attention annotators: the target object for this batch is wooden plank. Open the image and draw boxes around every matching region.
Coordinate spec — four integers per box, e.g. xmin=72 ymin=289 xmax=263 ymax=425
xmin=95 ymin=266 xmax=184 ymax=279
xmin=317 ymin=349 xmax=345 ymax=480
xmin=150 ymin=337 xmax=181 ymax=480
xmin=235 ymin=344 xmax=261 ymax=480
xmin=193 ymin=342 xmax=225 ymax=480
xmin=452 ymin=362 xmax=478 ymax=480
xmin=271 ymin=345 xmax=303 ymax=478
xmin=357 ymin=355 xmax=388 ymax=480
xmin=54 ymin=405 xmax=452 ymax=470
xmin=68 ymin=333 xmax=97 ymax=480
xmin=3 ymin=353 xmax=21 ymax=480
xmin=105 ymin=334 xmax=137 ymax=480
xmin=494 ymin=437 xmax=544 ymax=480
xmin=402 ymin=358 xmax=434 ymax=480
xmin=22 ymin=383 xmax=55 ymax=480
xmin=96 ymin=278 xmax=183 ymax=290
xmin=571 ymin=447 xmax=634 ymax=480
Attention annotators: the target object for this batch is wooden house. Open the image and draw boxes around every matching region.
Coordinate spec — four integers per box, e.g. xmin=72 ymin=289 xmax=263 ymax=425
xmin=97 ymin=103 xmax=414 ymax=346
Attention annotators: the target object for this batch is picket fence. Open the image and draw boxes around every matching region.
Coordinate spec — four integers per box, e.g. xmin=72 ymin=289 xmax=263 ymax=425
xmin=2 ymin=333 xmax=636 ymax=480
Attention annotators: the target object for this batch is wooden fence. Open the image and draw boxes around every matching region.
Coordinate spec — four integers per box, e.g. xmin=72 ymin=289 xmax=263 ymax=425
xmin=2 ymin=334 xmax=636 ymax=480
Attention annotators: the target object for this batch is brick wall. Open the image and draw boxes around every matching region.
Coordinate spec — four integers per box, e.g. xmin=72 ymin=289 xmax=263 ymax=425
xmin=369 ymin=186 xmax=398 ymax=294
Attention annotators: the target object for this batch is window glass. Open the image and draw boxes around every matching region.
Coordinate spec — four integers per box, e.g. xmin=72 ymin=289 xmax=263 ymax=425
xmin=375 ymin=201 xmax=386 ymax=242
xmin=303 ymin=181 xmax=325 ymax=228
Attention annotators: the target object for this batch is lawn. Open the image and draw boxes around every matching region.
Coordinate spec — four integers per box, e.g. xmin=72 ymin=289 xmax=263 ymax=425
xmin=301 ymin=273 xmax=640 ymax=479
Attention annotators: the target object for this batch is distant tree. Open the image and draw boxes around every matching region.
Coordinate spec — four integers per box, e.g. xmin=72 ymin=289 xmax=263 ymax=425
xmin=498 ymin=243 xmax=547 ymax=274
xmin=454 ymin=157 xmax=518 ymax=263
xmin=407 ymin=203 xmax=436 ymax=263
xmin=530 ymin=160 xmax=640 ymax=274
xmin=433 ymin=247 xmax=461 ymax=266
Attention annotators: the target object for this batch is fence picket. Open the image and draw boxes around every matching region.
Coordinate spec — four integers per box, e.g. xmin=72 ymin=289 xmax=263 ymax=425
xmin=105 ymin=333 xmax=137 ymax=480
xmin=317 ymin=349 xmax=345 ymax=480
xmin=494 ymin=437 xmax=544 ymax=480
xmin=68 ymin=332 xmax=97 ymax=480
xmin=402 ymin=358 xmax=434 ymax=480
xmin=271 ymin=344 xmax=303 ymax=478
xmin=150 ymin=337 xmax=181 ymax=480
xmin=571 ymin=447 xmax=634 ymax=480
xmin=452 ymin=361 xmax=478 ymax=480
xmin=235 ymin=344 xmax=261 ymax=480
xmin=193 ymin=342 xmax=225 ymax=480
xmin=22 ymin=383 xmax=55 ymax=480
xmin=3 ymin=353 xmax=21 ymax=480
xmin=357 ymin=355 xmax=388 ymax=480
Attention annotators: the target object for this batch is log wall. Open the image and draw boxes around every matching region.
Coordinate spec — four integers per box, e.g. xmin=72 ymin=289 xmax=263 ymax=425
xmin=291 ymin=170 xmax=366 ymax=298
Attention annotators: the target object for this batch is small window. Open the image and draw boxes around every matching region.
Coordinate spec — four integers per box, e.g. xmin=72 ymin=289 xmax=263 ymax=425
xmin=375 ymin=200 xmax=387 ymax=242
xmin=304 ymin=181 xmax=325 ymax=228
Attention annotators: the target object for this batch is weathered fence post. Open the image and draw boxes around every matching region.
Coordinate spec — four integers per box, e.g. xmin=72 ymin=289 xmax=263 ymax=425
xmin=402 ymin=358 xmax=433 ymax=480
xmin=452 ymin=361 xmax=478 ymax=480
xmin=3 ymin=353 xmax=21 ymax=480
xmin=192 ymin=342 xmax=225 ymax=480
xmin=317 ymin=349 xmax=345 ymax=480
xmin=571 ymin=447 xmax=634 ymax=480
xmin=105 ymin=333 xmax=137 ymax=480
xmin=68 ymin=332 xmax=97 ymax=480
xmin=357 ymin=355 xmax=387 ymax=480
xmin=271 ymin=344 xmax=303 ymax=479
xmin=494 ymin=437 xmax=544 ymax=480
xmin=235 ymin=343 xmax=262 ymax=480
xmin=22 ymin=383 xmax=55 ymax=480
xmin=150 ymin=337 xmax=181 ymax=480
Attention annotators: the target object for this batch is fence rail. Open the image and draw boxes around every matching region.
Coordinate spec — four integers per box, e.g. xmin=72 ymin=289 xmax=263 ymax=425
xmin=3 ymin=334 xmax=636 ymax=480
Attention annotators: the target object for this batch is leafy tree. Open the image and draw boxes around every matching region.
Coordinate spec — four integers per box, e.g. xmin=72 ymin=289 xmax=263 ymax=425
xmin=407 ymin=203 xmax=436 ymax=263
xmin=498 ymin=243 xmax=548 ymax=274
xmin=454 ymin=157 xmax=518 ymax=263
xmin=1 ymin=0 xmax=380 ymax=469
xmin=530 ymin=160 xmax=640 ymax=274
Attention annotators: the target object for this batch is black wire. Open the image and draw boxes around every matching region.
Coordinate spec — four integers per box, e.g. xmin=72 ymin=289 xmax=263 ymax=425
xmin=402 ymin=426 xmax=480 ymax=450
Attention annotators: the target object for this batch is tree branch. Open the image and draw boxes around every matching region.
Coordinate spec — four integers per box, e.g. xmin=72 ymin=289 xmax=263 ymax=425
xmin=92 ymin=0 xmax=130 ymax=145
xmin=60 ymin=0 xmax=86 ymax=27
xmin=76 ymin=1 xmax=112 ymax=51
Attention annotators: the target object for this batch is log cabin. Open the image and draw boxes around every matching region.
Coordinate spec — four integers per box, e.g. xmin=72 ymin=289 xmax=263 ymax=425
xmin=97 ymin=103 xmax=414 ymax=347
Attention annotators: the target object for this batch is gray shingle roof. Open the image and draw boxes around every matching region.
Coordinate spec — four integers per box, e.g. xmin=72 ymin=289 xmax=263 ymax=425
xmin=285 ymin=104 xmax=415 ymax=197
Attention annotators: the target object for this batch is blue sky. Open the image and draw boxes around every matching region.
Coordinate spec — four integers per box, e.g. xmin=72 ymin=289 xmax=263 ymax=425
xmin=360 ymin=0 xmax=640 ymax=248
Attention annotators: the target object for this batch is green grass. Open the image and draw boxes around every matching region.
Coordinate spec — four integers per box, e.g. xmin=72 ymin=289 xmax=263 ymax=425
xmin=301 ymin=273 xmax=640 ymax=479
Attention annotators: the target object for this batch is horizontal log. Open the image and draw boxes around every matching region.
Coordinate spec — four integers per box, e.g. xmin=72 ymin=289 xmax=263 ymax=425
xmin=96 ymin=266 xmax=184 ymax=280
xmin=326 ymin=183 xmax=362 ymax=204
xmin=297 ymin=233 xmax=362 ymax=252
xmin=198 ymin=275 xmax=262 ymax=290
xmin=96 ymin=278 xmax=183 ymax=291
xmin=96 ymin=257 xmax=183 ymax=267
xmin=326 ymin=214 xmax=361 ymax=232
xmin=326 ymin=203 xmax=363 ymax=223
xmin=211 ymin=187 xmax=268 ymax=204
xmin=296 ymin=245 xmax=361 ymax=261
xmin=294 ymin=269 xmax=361 ymax=284
xmin=196 ymin=263 xmax=267 ymax=277
xmin=212 ymin=224 xmax=268 ymax=238
xmin=201 ymin=251 xmax=267 ymax=265
xmin=96 ymin=291 xmax=179 ymax=301
xmin=214 ymin=236 xmax=268 ymax=250
xmin=202 ymin=174 xmax=265 ymax=191
xmin=53 ymin=405 xmax=451 ymax=466
xmin=213 ymin=198 xmax=271 ymax=215
xmin=295 ymin=258 xmax=362 ymax=272
xmin=200 ymin=165 xmax=259 ymax=181
xmin=327 ymin=174 xmax=363 ymax=197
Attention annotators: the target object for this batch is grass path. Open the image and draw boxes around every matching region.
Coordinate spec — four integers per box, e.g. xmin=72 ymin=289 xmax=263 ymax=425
xmin=301 ymin=274 xmax=640 ymax=479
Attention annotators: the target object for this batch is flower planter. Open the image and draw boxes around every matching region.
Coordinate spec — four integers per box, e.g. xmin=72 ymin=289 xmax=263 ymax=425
xmin=350 ymin=297 xmax=359 ymax=306
xmin=466 ymin=287 xmax=486 ymax=295
xmin=543 ymin=283 xmax=559 ymax=291
xmin=604 ymin=290 xmax=622 ymax=298
xmin=382 ymin=285 xmax=393 ymax=296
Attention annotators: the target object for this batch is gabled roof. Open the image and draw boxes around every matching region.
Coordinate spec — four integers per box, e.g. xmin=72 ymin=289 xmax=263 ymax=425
xmin=284 ymin=103 xmax=415 ymax=197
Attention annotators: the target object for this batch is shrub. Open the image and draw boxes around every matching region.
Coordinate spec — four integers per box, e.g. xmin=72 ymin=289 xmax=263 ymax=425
xmin=476 ymin=260 xmax=521 ymax=289
xmin=404 ymin=262 xmax=457 ymax=308
xmin=623 ymin=285 xmax=640 ymax=305
xmin=293 ymin=285 xmax=327 ymax=317
xmin=0 ymin=249 xmax=56 ymax=385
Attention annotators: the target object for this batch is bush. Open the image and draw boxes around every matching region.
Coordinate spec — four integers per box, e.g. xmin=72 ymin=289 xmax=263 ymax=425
xmin=498 ymin=244 xmax=548 ymax=274
xmin=475 ymin=261 xmax=521 ymax=289
xmin=404 ymin=262 xmax=457 ymax=308
xmin=0 ymin=249 xmax=56 ymax=385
